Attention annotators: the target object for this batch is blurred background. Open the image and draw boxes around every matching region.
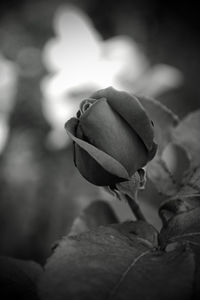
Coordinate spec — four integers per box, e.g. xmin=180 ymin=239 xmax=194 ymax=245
xmin=0 ymin=0 xmax=200 ymax=264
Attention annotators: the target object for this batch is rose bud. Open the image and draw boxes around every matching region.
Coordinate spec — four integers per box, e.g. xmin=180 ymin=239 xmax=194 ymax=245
xmin=65 ymin=87 xmax=157 ymax=186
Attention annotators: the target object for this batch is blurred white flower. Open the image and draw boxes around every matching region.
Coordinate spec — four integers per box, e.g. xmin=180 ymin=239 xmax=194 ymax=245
xmin=0 ymin=53 xmax=18 ymax=153
xmin=41 ymin=5 xmax=183 ymax=149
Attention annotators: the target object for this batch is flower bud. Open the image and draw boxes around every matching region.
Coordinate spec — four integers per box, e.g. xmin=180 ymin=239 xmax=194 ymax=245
xmin=65 ymin=87 xmax=157 ymax=186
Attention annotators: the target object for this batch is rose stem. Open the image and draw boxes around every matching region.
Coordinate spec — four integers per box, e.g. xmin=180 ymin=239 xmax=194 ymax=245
xmin=125 ymin=194 xmax=146 ymax=221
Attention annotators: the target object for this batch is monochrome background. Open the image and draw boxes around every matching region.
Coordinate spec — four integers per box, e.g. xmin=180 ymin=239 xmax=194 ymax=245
xmin=0 ymin=0 xmax=199 ymax=264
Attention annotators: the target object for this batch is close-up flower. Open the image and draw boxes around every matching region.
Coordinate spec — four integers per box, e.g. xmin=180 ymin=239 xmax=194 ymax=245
xmin=41 ymin=5 xmax=182 ymax=149
xmin=65 ymin=87 xmax=157 ymax=186
xmin=1 ymin=2 xmax=200 ymax=299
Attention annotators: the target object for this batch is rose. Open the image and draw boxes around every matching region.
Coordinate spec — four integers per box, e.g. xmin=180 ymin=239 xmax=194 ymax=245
xmin=65 ymin=87 xmax=157 ymax=186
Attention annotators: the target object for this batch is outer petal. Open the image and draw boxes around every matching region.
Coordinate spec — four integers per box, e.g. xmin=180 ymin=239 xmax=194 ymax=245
xmin=65 ymin=118 xmax=129 ymax=184
xmin=79 ymin=98 xmax=148 ymax=175
xmin=91 ymin=87 xmax=156 ymax=154
xmin=74 ymin=144 xmax=124 ymax=186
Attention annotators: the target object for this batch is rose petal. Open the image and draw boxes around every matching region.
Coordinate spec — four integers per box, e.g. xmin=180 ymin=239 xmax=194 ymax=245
xmin=75 ymin=144 xmax=124 ymax=186
xmin=65 ymin=118 xmax=129 ymax=181
xmin=91 ymin=87 xmax=155 ymax=153
xmin=79 ymin=98 xmax=148 ymax=175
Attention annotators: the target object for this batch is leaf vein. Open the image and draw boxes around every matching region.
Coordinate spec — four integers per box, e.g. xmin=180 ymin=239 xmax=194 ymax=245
xmin=107 ymin=250 xmax=151 ymax=300
xmin=170 ymin=232 xmax=200 ymax=241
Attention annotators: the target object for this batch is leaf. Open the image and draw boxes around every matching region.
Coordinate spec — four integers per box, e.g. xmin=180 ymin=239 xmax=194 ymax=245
xmin=0 ymin=256 xmax=42 ymax=299
xmin=161 ymin=143 xmax=190 ymax=183
xmin=69 ymin=200 xmax=119 ymax=236
xmin=159 ymin=206 xmax=200 ymax=249
xmin=159 ymin=198 xmax=200 ymax=226
xmin=139 ymin=96 xmax=179 ymax=153
xmin=177 ymin=165 xmax=200 ymax=198
xmin=38 ymin=222 xmax=194 ymax=300
xmin=150 ymin=110 xmax=200 ymax=198
xmin=147 ymin=157 xmax=179 ymax=196
xmin=142 ymin=100 xmax=187 ymax=198
xmin=110 ymin=220 xmax=158 ymax=248
xmin=172 ymin=110 xmax=200 ymax=167
xmin=159 ymin=198 xmax=193 ymax=225
xmin=159 ymin=206 xmax=200 ymax=298
xmin=147 ymin=143 xmax=190 ymax=197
